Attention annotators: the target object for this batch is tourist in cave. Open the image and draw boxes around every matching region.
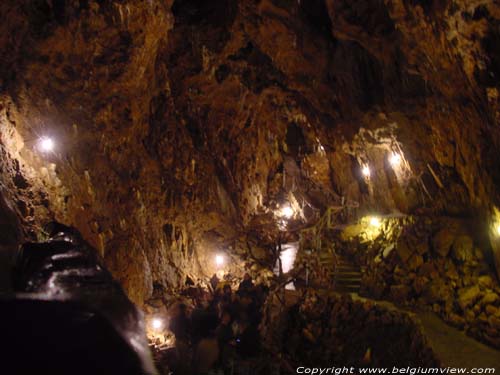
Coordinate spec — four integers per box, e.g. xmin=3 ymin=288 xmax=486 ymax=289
xmin=234 ymin=312 xmax=261 ymax=374
xmin=221 ymin=284 xmax=233 ymax=303
xmin=192 ymin=311 xmax=220 ymax=375
xmin=209 ymin=273 xmax=219 ymax=293
xmin=169 ymin=303 xmax=191 ymax=375
xmin=216 ymin=309 xmax=235 ymax=373
xmin=237 ymin=273 xmax=254 ymax=294
xmin=170 ymin=303 xmax=190 ymax=341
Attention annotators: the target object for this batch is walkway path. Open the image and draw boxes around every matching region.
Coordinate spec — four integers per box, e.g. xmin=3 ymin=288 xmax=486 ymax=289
xmin=350 ymin=294 xmax=500 ymax=369
xmin=417 ymin=311 xmax=500 ymax=369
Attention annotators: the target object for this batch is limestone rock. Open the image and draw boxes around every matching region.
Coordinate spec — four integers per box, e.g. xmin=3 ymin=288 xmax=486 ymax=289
xmin=457 ymin=285 xmax=482 ymax=311
xmin=423 ymin=280 xmax=450 ymax=304
xmin=396 ymin=240 xmax=414 ymax=263
xmin=481 ymin=292 xmax=499 ymax=306
xmin=478 ymin=275 xmax=495 ymax=289
xmin=407 ymin=254 xmax=423 ymax=271
xmin=432 ymin=229 xmax=455 ymax=257
xmin=451 ymin=235 xmax=474 ymax=262
xmin=488 ymin=315 xmax=500 ymax=330
xmin=485 ymin=305 xmax=499 ymax=316
xmin=390 ymin=284 xmax=412 ymax=303
xmin=447 ymin=313 xmax=466 ymax=329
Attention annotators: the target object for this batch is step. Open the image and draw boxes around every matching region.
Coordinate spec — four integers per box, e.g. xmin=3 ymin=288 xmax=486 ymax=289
xmin=335 ymin=287 xmax=360 ymax=293
xmin=319 ymin=253 xmax=335 ymax=258
xmin=335 ymin=281 xmax=361 ymax=286
xmin=335 ymin=279 xmax=361 ymax=284
xmin=335 ymin=274 xmax=362 ymax=279
xmin=336 ymin=268 xmax=361 ymax=274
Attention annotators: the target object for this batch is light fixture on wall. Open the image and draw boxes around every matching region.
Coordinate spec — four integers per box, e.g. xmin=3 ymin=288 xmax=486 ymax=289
xmin=279 ymin=204 xmax=294 ymax=219
xmin=151 ymin=318 xmax=163 ymax=331
xmin=215 ymin=254 xmax=225 ymax=267
xmin=389 ymin=152 xmax=401 ymax=167
xmin=38 ymin=136 xmax=55 ymax=153
xmin=361 ymin=164 xmax=371 ymax=178
xmin=369 ymin=216 xmax=382 ymax=228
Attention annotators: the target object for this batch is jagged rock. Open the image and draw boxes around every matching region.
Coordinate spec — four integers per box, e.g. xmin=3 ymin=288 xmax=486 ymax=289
xmin=432 ymin=229 xmax=455 ymax=257
xmin=445 ymin=265 xmax=459 ymax=280
xmin=475 ymin=248 xmax=485 ymax=261
xmin=413 ymin=276 xmax=429 ymax=295
xmin=451 ymin=235 xmax=474 ymax=262
xmin=488 ymin=315 xmax=500 ymax=330
xmin=407 ymin=254 xmax=423 ymax=271
xmin=481 ymin=292 xmax=499 ymax=306
xmin=447 ymin=313 xmax=466 ymax=329
xmin=390 ymin=284 xmax=412 ymax=303
xmin=418 ymin=262 xmax=438 ymax=279
xmin=396 ymin=240 xmax=413 ymax=263
xmin=485 ymin=305 xmax=499 ymax=316
xmin=423 ymin=280 xmax=450 ymax=304
xmin=458 ymin=285 xmax=482 ymax=311
xmin=478 ymin=275 xmax=495 ymax=289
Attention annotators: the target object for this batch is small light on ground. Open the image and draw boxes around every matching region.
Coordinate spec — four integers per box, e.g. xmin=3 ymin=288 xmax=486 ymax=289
xmin=362 ymin=165 xmax=371 ymax=178
xmin=369 ymin=216 xmax=382 ymax=228
xmin=215 ymin=254 xmax=225 ymax=267
xmin=38 ymin=137 xmax=55 ymax=152
xmin=151 ymin=318 xmax=163 ymax=331
xmin=389 ymin=152 xmax=401 ymax=167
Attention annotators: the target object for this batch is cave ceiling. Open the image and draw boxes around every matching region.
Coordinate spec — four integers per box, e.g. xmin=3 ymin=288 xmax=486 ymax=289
xmin=0 ymin=0 xmax=500 ymax=304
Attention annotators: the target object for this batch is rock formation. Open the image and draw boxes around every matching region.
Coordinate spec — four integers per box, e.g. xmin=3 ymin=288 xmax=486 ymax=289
xmin=0 ymin=0 xmax=500 ymax=317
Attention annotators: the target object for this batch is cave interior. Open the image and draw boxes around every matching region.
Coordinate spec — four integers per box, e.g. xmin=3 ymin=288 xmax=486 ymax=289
xmin=1 ymin=0 xmax=500 ymax=374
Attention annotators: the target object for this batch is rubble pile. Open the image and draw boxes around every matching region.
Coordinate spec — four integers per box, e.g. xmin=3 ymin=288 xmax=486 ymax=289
xmin=341 ymin=217 xmax=500 ymax=348
xmin=268 ymin=291 xmax=439 ymax=368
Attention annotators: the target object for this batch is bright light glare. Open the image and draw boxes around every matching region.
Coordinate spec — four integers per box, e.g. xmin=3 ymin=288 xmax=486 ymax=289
xmin=39 ymin=137 xmax=54 ymax=152
xmin=389 ymin=152 xmax=401 ymax=167
xmin=280 ymin=205 xmax=294 ymax=219
xmin=369 ymin=216 xmax=382 ymax=228
xmin=496 ymin=224 xmax=500 ymax=236
xmin=151 ymin=318 xmax=163 ymax=331
xmin=215 ymin=254 xmax=225 ymax=267
xmin=362 ymin=165 xmax=371 ymax=178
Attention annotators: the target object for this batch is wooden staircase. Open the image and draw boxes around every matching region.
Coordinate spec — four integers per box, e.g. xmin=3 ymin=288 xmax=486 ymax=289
xmin=332 ymin=256 xmax=362 ymax=294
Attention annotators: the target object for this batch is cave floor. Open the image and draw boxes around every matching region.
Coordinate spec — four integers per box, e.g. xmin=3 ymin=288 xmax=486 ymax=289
xmin=417 ymin=311 xmax=500 ymax=369
xmin=347 ymin=294 xmax=500 ymax=369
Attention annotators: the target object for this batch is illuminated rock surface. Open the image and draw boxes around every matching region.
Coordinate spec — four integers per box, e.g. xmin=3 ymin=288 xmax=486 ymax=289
xmin=0 ymin=1 xmax=500 ymax=366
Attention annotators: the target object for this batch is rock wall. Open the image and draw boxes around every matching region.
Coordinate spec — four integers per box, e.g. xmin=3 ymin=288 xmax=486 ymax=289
xmin=264 ymin=291 xmax=439 ymax=367
xmin=0 ymin=0 xmax=500 ymax=304
xmin=339 ymin=216 xmax=500 ymax=347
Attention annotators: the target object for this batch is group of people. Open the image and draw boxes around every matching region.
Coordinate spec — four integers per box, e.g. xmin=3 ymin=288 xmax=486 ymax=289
xmin=166 ymin=274 xmax=269 ymax=375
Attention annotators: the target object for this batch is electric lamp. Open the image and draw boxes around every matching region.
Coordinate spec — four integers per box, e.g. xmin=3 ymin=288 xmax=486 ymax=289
xmin=389 ymin=152 xmax=401 ymax=167
xmin=38 ymin=137 xmax=55 ymax=152
xmin=369 ymin=216 xmax=381 ymax=228
xmin=151 ymin=318 xmax=163 ymax=331
xmin=215 ymin=254 xmax=225 ymax=267
xmin=279 ymin=205 xmax=294 ymax=219
xmin=362 ymin=165 xmax=371 ymax=178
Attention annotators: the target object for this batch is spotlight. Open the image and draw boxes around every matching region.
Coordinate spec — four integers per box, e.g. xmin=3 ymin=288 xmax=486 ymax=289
xmin=279 ymin=205 xmax=294 ymax=219
xmin=215 ymin=254 xmax=225 ymax=267
xmin=389 ymin=152 xmax=401 ymax=167
xmin=369 ymin=216 xmax=381 ymax=228
xmin=362 ymin=165 xmax=371 ymax=178
xmin=38 ymin=137 xmax=54 ymax=152
xmin=151 ymin=318 xmax=163 ymax=331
